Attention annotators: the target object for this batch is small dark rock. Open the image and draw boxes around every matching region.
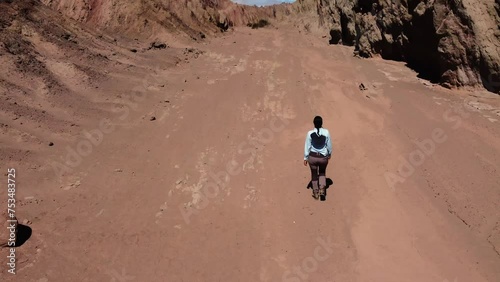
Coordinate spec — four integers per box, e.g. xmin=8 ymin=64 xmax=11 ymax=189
xmin=61 ymin=33 xmax=72 ymax=40
xmin=48 ymin=142 xmax=54 ymax=146
xmin=130 ymin=49 xmax=137 ymax=53
xmin=149 ymin=41 xmax=167 ymax=49
xmin=359 ymin=83 xmax=367 ymax=91
xmin=150 ymin=116 xmax=156 ymax=121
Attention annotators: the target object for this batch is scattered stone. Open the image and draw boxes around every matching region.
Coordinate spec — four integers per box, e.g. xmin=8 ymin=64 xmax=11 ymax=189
xmin=61 ymin=33 xmax=72 ymax=41
xmin=48 ymin=142 xmax=54 ymax=146
xmin=114 ymin=169 xmax=123 ymax=173
xmin=63 ymin=180 xmax=81 ymax=191
xmin=160 ymin=203 xmax=168 ymax=211
xmin=149 ymin=41 xmax=167 ymax=50
xmin=359 ymin=83 xmax=367 ymax=91
xmin=130 ymin=49 xmax=137 ymax=53
xmin=150 ymin=116 xmax=156 ymax=121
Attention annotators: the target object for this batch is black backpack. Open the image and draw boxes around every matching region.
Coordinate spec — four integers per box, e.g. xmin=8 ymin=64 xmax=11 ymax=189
xmin=310 ymin=130 xmax=326 ymax=149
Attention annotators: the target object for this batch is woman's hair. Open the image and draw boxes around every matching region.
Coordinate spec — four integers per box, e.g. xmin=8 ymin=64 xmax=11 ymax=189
xmin=313 ymin=116 xmax=323 ymax=135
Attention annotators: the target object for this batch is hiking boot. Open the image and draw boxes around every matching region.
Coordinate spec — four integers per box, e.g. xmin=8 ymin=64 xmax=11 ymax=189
xmin=312 ymin=190 xmax=319 ymax=200
xmin=319 ymin=187 xmax=326 ymax=197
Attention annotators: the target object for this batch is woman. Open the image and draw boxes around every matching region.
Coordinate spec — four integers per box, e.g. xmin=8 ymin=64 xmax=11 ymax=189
xmin=303 ymin=116 xmax=332 ymax=200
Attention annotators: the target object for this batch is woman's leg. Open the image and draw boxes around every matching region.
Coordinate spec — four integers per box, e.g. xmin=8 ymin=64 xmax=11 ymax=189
xmin=318 ymin=157 xmax=329 ymax=195
xmin=308 ymin=157 xmax=320 ymax=198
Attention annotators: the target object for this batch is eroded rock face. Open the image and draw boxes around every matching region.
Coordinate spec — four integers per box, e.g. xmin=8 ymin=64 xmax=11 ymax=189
xmin=40 ymin=0 xmax=292 ymax=39
xmin=311 ymin=0 xmax=500 ymax=92
xmin=40 ymin=0 xmax=499 ymax=92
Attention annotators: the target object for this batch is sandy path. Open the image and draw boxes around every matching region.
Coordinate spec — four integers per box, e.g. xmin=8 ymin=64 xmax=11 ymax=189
xmin=3 ymin=26 xmax=500 ymax=281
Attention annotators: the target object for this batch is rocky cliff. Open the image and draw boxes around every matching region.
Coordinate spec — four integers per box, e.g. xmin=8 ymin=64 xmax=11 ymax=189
xmin=309 ymin=0 xmax=500 ymax=93
xmin=40 ymin=0 xmax=293 ymax=40
xmin=37 ymin=0 xmax=500 ymax=93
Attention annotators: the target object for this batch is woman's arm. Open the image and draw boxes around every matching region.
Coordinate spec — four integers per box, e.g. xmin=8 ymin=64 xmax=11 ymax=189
xmin=304 ymin=133 xmax=311 ymax=160
xmin=326 ymin=130 xmax=333 ymax=157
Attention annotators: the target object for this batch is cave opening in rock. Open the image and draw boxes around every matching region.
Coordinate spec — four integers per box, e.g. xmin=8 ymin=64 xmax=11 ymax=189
xmin=340 ymin=12 xmax=354 ymax=45
xmin=404 ymin=5 xmax=442 ymax=83
xmin=354 ymin=0 xmax=377 ymax=13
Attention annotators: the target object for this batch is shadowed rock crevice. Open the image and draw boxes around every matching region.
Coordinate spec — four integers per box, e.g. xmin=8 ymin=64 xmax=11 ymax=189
xmin=404 ymin=2 xmax=441 ymax=83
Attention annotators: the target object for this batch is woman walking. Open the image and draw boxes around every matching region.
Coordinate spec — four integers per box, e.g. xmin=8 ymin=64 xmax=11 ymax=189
xmin=304 ymin=116 xmax=332 ymax=200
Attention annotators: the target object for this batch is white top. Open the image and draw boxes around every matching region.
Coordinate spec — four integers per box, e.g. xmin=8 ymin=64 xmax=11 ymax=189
xmin=304 ymin=128 xmax=332 ymax=160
